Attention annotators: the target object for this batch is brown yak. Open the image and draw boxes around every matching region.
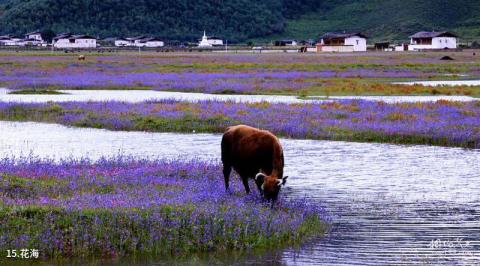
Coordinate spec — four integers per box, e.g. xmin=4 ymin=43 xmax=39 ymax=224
xmin=221 ymin=125 xmax=288 ymax=206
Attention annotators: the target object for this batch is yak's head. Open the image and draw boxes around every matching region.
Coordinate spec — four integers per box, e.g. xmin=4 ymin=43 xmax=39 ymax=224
xmin=255 ymin=172 xmax=288 ymax=202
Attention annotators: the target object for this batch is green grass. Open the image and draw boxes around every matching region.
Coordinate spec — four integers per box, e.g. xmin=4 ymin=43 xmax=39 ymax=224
xmin=8 ymin=89 xmax=67 ymax=95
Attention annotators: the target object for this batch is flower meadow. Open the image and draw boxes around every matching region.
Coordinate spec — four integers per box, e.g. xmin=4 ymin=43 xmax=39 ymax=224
xmin=0 ymin=99 xmax=479 ymax=148
xmin=0 ymin=157 xmax=327 ymax=258
xmin=1 ymin=52 xmax=480 ymax=96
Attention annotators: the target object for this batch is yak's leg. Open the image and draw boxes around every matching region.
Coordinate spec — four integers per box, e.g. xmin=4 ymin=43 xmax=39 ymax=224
xmin=223 ymin=164 xmax=232 ymax=192
xmin=241 ymin=176 xmax=250 ymax=194
xmin=255 ymin=180 xmax=264 ymax=196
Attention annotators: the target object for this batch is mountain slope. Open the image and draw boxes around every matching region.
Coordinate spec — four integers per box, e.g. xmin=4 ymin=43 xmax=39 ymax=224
xmin=256 ymin=0 xmax=480 ymax=42
xmin=0 ymin=0 xmax=479 ymax=42
xmin=0 ymin=0 xmax=287 ymax=41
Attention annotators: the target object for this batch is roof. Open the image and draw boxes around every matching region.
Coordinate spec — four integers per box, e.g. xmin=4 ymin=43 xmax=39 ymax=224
xmin=0 ymin=34 xmax=15 ymax=40
xmin=141 ymin=37 xmax=163 ymax=42
xmin=70 ymin=35 xmax=96 ymax=39
xmin=54 ymin=34 xmax=96 ymax=40
xmin=26 ymin=31 xmax=41 ymax=35
xmin=53 ymin=33 xmax=72 ymax=40
xmin=128 ymin=35 xmax=147 ymax=40
xmin=410 ymin=31 xmax=457 ymax=38
xmin=320 ymin=32 xmax=368 ymax=40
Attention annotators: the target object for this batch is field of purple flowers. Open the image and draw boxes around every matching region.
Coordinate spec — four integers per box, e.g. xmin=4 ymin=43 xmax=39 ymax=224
xmin=0 ymin=99 xmax=479 ymax=148
xmin=1 ymin=51 xmax=480 ymax=96
xmin=0 ymin=157 xmax=327 ymax=258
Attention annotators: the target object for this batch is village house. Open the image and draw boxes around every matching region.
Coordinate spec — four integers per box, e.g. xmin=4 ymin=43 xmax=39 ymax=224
xmin=0 ymin=35 xmax=24 ymax=46
xmin=114 ymin=37 xmax=132 ymax=47
xmin=134 ymin=37 xmax=165 ymax=47
xmin=275 ymin=40 xmax=298 ymax=46
xmin=25 ymin=31 xmax=44 ymax=42
xmin=408 ymin=31 xmax=457 ymax=51
xmin=317 ymin=32 xmax=367 ymax=52
xmin=53 ymin=34 xmax=97 ymax=48
xmin=198 ymin=31 xmax=223 ymax=47
xmin=114 ymin=36 xmax=164 ymax=48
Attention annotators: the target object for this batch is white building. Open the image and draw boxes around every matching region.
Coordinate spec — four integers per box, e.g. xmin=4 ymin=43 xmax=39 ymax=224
xmin=115 ymin=36 xmax=164 ymax=48
xmin=198 ymin=31 xmax=223 ymax=47
xmin=115 ymin=38 xmax=131 ymax=47
xmin=0 ymin=35 xmax=24 ymax=46
xmin=317 ymin=32 xmax=367 ymax=52
xmin=25 ymin=31 xmax=43 ymax=42
xmin=408 ymin=31 xmax=457 ymax=51
xmin=53 ymin=34 xmax=97 ymax=48
xmin=275 ymin=40 xmax=298 ymax=46
xmin=134 ymin=37 xmax=164 ymax=47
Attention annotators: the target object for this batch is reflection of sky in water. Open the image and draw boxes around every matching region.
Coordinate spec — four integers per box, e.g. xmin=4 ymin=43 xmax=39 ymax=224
xmin=1 ymin=121 xmax=479 ymax=265
xmin=0 ymin=88 xmax=477 ymax=104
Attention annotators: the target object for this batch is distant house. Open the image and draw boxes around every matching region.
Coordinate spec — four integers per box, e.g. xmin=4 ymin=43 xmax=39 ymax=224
xmin=115 ymin=37 xmax=132 ymax=47
xmin=317 ymin=32 xmax=367 ymax=52
xmin=135 ymin=37 xmax=164 ymax=47
xmin=0 ymin=35 xmax=24 ymax=46
xmin=25 ymin=31 xmax=43 ymax=42
xmin=408 ymin=31 xmax=457 ymax=51
xmin=53 ymin=34 xmax=97 ymax=48
xmin=374 ymin=42 xmax=390 ymax=51
xmin=115 ymin=36 xmax=164 ymax=48
xmin=22 ymin=38 xmax=44 ymax=46
xmin=198 ymin=31 xmax=223 ymax=47
xmin=100 ymin=37 xmax=117 ymax=46
xmin=275 ymin=40 xmax=298 ymax=46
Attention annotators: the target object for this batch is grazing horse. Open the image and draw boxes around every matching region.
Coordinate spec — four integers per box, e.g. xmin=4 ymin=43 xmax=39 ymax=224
xmin=78 ymin=55 xmax=86 ymax=61
xmin=221 ymin=125 xmax=288 ymax=206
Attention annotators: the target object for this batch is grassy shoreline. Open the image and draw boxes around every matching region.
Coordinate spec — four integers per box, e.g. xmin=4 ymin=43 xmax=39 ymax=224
xmin=0 ymin=100 xmax=478 ymax=149
xmin=0 ymin=158 xmax=327 ymax=259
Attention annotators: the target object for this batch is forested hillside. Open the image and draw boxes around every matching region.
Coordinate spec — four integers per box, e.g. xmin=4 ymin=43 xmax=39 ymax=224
xmin=269 ymin=0 xmax=480 ymax=42
xmin=0 ymin=0 xmax=319 ymax=42
xmin=0 ymin=0 xmax=479 ymax=42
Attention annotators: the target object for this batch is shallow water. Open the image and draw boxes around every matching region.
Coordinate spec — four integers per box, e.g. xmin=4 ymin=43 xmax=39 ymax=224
xmin=0 ymin=88 xmax=307 ymax=104
xmin=1 ymin=121 xmax=479 ymax=265
xmin=0 ymin=88 xmax=477 ymax=104
xmin=397 ymin=80 xmax=480 ymax=86
xmin=324 ymin=95 xmax=477 ymax=103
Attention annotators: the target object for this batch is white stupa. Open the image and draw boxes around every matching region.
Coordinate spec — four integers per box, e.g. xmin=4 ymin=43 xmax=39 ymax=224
xmin=198 ymin=31 xmax=213 ymax=47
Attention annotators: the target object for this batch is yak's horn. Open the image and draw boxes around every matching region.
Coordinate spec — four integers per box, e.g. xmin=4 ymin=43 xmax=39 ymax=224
xmin=255 ymin=173 xmax=266 ymax=180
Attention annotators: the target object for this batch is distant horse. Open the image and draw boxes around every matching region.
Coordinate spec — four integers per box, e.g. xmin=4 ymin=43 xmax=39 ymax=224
xmin=78 ymin=55 xmax=86 ymax=61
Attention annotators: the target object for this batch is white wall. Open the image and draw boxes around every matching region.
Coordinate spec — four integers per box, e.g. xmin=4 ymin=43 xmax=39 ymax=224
xmin=344 ymin=37 xmax=367 ymax=52
xmin=27 ymin=34 xmax=43 ymax=41
xmin=145 ymin=41 xmax=164 ymax=47
xmin=208 ymin=39 xmax=223 ymax=46
xmin=432 ymin=37 xmax=457 ymax=49
xmin=115 ymin=40 xmax=131 ymax=47
xmin=409 ymin=37 xmax=457 ymax=50
xmin=54 ymin=38 xmax=96 ymax=48
xmin=319 ymin=45 xmax=355 ymax=52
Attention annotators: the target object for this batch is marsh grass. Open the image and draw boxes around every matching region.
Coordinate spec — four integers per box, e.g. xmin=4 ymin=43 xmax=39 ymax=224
xmin=8 ymin=89 xmax=67 ymax=95
xmin=0 ymin=100 xmax=478 ymax=148
xmin=0 ymin=159 xmax=327 ymax=258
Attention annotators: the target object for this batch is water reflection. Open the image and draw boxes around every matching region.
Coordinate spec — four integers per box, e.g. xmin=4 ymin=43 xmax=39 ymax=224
xmin=1 ymin=121 xmax=479 ymax=265
xmin=0 ymin=88 xmax=477 ymax=104
xmin=396 ymin=79 xmax=480 ymax=86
